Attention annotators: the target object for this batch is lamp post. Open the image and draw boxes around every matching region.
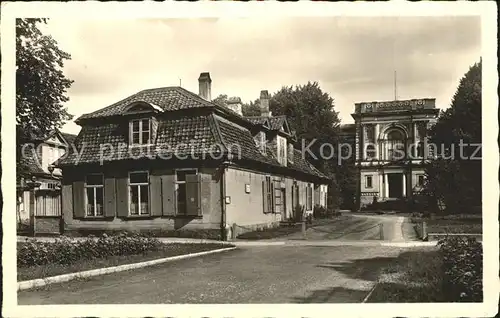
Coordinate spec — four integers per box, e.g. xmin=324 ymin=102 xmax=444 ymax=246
xmin=26 ymin=176 xmax=41 ymax=236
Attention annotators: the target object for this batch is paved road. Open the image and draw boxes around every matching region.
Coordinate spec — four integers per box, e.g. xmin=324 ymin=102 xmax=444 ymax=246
xmin=18 ymin=245 xmax=406 ymax=304
xmin=283 ymin=214 xmax=416 ymax=242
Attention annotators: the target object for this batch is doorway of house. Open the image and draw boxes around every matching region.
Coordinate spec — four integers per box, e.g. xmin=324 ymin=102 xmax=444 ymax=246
xmin=281 ymin=188 xmax=287 ymax=220
xmin=388 ymin=173 xmax=403 ymax=199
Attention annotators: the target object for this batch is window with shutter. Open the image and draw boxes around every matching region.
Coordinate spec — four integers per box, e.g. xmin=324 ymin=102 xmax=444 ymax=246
xmin=175 ymin=169 xmax=198 ymax=215
xmin=104 ymin=175 xmax=116 ymax=218
xmin=116 ymin=174 xmax=129 ymax=218
xmin=85 ymin=174 xmax=104 ymax=217
xmin=129 ymin=119 xmax=151 ymax=145
xmin=161 ymin=172 xmax=176 ymax=216
xmin=149 ymin=172 xmax=163 ymax=217
xmin=129 ymin=171 xmax=149 ymax=216
xmin=262 ymin=180 xmax=267 ymax=213
xmin=306 ymin=185 xmax=313 ymax=211
xmin=73 ymin=180 xmax=85 ymax=218
xmin=263 ymin=176 xmax=273 ymax=213
xmin=185 ymin=174 xmax=201 ymax=216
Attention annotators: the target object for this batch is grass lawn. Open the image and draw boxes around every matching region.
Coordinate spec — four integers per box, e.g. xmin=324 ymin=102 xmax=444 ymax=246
xmin=236 ymin=216 xmax=351 ymax=240
xmin=367 ymin=247 xmax=445 ymax=302
xmin=411 ymin=216 xmax=482 ymax=234
xmin=18 ymin=243 xmax=232 ymax=281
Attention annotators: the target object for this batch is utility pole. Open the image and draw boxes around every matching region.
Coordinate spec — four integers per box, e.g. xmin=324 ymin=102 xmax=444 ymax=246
xmin=179 ymin=78 xmax=182 ymax=87
xmin=394 ymin=70 xmax=398 ymax=101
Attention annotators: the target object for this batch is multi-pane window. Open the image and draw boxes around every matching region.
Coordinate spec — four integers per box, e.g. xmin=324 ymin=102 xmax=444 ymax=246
xmin=278 ymin=138 xmax=287 ymax=165
xmin=129 ymin=172 xmax=149 ymax=215
xmin=417 ymin=175 xmax=425 ymax=187
xmin=85 ymin=174 xmax=104 ymax=217
xmin=130 ymin=119 xmax=151 ymax=145
xmin=386 ymin=129 xmax=406 ymax=161
xmin=365 ymin=175 xmax=373 ymax=188
xmin=365 ymin=124 xmax=375 ymax=143
xmin=366 ymin=144 xmax=376 ymax=159
xmin=306 ymin=184 xmax=313 ymax=211
xmin=176 ymin=169 xmax=197 ymax=215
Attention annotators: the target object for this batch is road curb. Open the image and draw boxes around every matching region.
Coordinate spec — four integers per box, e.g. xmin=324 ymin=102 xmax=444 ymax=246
xmin=231 ymin=241 xmax=286 ymax=246
xmin=18 ymin=247 xmax=237 ymax=291
xmin=362 ymin=283 xmax=378 ymax=303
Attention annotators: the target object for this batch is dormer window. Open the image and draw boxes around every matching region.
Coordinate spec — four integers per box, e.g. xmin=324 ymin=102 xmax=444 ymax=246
xmin=130 ymin=119 xmax=151 ymax=145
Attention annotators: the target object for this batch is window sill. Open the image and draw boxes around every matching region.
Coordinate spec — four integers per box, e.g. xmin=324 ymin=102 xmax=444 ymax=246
xmin=168 ymin=215 xmax=203 ymax=219
xmin=118 ymin=215 xmax=154 ymax=220
xmin=116 ymin=215 xmax=204 ymax=220
xmin=76 ymin=216 xmax=113 ymax=221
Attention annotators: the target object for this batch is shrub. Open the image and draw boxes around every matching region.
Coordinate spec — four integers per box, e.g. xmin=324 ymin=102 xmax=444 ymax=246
xmin=326 ymin=207 xmax=341 ymax=217
xmin=293 ymin=204 xmax=305 ymax=222
xmin=313 ymin=205 xmax=327 ymax=219
xmin=438 ymin=236 xmax=482 ymax=302
xmin=18 ymin=232 xmax=162 ymax=267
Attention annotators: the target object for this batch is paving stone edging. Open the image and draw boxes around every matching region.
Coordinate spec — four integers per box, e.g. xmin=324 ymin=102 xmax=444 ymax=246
xmin=18 ymin=247 xmax=237 ymax=291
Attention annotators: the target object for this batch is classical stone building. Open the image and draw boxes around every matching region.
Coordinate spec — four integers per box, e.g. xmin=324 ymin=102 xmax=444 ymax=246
xmin=352 ymin=98 xmax=439 ymax=208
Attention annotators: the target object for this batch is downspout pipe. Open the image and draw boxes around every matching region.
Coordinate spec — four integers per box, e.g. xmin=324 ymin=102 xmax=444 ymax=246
xmin=220 ymin=153 xmax=233 ymax=241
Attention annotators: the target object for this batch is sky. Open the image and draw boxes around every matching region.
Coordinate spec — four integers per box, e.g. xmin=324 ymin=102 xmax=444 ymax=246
xmin=40 ymin=17 xmax=481 ymax=135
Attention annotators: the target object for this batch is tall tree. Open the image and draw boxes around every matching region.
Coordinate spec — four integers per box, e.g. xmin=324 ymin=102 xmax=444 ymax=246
xmin=424 ymin=60 xmax=482 ymax=214
xmin=16 ymin=19 xmax=73 ymax=140
xmin=16 ymin=18 xmax=74 ymax=174
xmin=269 ymin=82 xmax=345 ymax=208
xmin=242 ymin=98 xmax=261 ymax=116
xmin=212 ymin=94 xmax=228 ymax=105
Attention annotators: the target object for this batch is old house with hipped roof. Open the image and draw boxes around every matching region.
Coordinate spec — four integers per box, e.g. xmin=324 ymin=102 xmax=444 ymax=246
xmin=17 ymin=129 xmax=77 ymax=234
xmin=56 ymin=72 xmax=330 ymax=239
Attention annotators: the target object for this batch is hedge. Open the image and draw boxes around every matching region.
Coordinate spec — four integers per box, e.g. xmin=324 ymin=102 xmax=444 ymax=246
xmin=438 ymin=236 xmax=483 ymax=302
xmin=18 ymin=232 xmax=162 ymax=267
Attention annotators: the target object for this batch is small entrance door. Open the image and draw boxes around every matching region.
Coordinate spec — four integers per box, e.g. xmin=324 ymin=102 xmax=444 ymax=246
xmin=388 ymin=174 xmax=403 ymax=199
xmin=282 ymin=188 xmax=287 ymax=219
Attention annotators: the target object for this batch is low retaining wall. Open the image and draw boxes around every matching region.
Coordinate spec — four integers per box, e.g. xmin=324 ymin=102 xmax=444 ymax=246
xmin=64 ymin=228 xmax=223 ymax=240
xmin=34 ymin=216 xmax=62 ymax=235
xmin=428 ymin=233 xmax=482 ymax=241
xmin=413 ymin=222 xmax=427 ymax=240
xmin=230 ymin=221 xmax=281 ymax=239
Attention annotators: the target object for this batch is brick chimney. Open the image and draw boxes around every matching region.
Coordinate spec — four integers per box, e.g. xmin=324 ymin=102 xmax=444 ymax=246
xmin=260 ymin=90 xmax=271 ymax=117
xmin=198 ymin=72 xmax=212 ymax=101
xmin=226 ymin=97 xmax=242 ymax=115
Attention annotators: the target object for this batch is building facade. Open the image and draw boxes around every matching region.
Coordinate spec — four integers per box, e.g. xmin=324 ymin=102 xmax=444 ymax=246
xmin=56 ymin=72 xmax=330 ymax=239
xmin=352 ymin=98 xmax=439 ymax=208
xmin=17 ymin=130 xmax=76 ymax=234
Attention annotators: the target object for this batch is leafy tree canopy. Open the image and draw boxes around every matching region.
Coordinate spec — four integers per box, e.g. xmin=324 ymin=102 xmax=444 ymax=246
xmin=425 ymin=60 xmax=482 ymax=214
xmin=16 ymin=18 xmax=73 ymax=141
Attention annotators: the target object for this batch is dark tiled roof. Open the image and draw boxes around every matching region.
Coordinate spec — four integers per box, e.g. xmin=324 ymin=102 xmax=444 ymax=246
xmin=77 ymin=86 xmax=252 ymax=125
xmin=57 ymin=115 xmax=221 ymax=165
xmin=156 ymin=116 xmax=220 ymax=156
xmin=61 ymin=87 xmax=329 ymax=181
xmin=61 ymin=132 xmax=78 ymax=145
xmin=77 ymin=87 xmax=214 ymax=120
xmin=245 ymin=116 xmax=269 ymax=126
xmin=215 ymin=116 xmax=280 ymax=167
xmin=289 ymin=149 xmax=329 ymax=180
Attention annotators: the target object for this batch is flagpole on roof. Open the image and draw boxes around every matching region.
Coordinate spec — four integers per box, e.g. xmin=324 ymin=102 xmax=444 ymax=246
xmin=394 ymin=70 xmax=398 ymax=101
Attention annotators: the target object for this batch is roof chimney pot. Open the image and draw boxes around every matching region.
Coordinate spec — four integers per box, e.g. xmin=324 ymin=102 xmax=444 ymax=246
xmin=260 ymin=90 xmax=271 ymax=117
xmin=198 ymin=72 xmax=212 ymax=101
